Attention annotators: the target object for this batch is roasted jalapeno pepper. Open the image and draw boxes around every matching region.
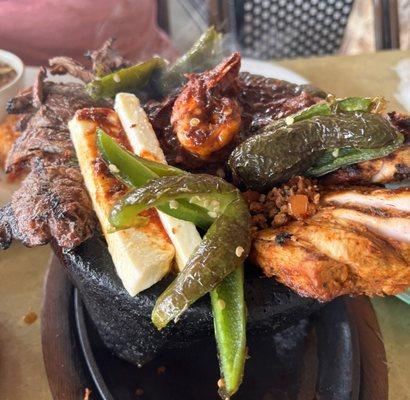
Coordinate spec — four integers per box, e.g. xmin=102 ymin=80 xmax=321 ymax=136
xmin=229 ymin=112 xmax=403 ymax=191
xmin=211 ymin=266 xmax=247 ymax=398
xmin=111 ymin=174 xmax=250 ymax=399
xmin=99 ymin=130 xmax=249 ymax=397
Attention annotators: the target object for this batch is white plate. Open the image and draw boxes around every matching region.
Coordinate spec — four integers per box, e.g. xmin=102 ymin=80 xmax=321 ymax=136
xmin=241 ymin=58 xmax=308 ymax=84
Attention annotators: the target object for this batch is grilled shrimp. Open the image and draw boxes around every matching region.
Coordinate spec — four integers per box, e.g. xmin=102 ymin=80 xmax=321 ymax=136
xmin=171 ymin=52 xmax=242 ymax=159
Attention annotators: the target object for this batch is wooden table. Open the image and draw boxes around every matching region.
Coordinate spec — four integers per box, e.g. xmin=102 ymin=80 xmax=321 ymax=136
xmin=0 ymin=50 xmax=409 ymax=400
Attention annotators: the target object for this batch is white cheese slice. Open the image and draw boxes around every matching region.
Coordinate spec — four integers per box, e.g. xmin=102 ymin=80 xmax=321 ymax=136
xmin=69 ymin=110 xmax=175 ymax=296
xmin=115 ymin=93 xmax=202 ymax=269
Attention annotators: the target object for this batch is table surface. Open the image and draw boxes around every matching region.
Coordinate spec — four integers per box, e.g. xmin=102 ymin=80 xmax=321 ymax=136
xmin=0 ymin=49 xmax=409 ymax=400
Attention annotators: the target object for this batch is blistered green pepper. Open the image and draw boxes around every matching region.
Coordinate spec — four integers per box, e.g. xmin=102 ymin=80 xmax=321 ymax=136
xmin=332 ymin=96 xmax=385 ymax=113
xmin=156 ymin=26 xmax=223 ymax=95
xmin=269 ymin=96 xmax=385 ymax=130
xmin=86 ymin=57 xmax=167 ymax=99
xmin=230 ymin=112 xmax=403 ymax=191
xmin=110 ymin=174 xmax=250 ymax=397
xmin=97 ymin=130 xmax=213 ymax=229
xmin=307 ymin=134 xmax=404 ymax=176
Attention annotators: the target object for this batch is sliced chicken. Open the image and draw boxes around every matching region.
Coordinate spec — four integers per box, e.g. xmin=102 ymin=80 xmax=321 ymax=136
xmin=322 ymin=186 xmax=410 ymax=213
xmin=327 ymin=209 xmax=409 ymax=244
xmin=252 ymin=187 xmax=410 ymax=301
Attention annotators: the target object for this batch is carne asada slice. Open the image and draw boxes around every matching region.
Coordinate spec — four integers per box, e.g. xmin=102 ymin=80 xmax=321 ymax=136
xmin=0 ymin=160 xmax=94 ymax=249
xmin=49 ymin=57 xmax=94 ymax=83
xmin=49 ymin=38 xmax=130 ymax=83
xmin=0 ymin=69 xmax=108 ymax=249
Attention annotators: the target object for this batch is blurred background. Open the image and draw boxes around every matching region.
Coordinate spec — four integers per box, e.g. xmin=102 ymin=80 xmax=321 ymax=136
xmin=0 ymin=0 xmax=408 ymax=65
xmin=168 ymin=0 xmax=409 ymax=56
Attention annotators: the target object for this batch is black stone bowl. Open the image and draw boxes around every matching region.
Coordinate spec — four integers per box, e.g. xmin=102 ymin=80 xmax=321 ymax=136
xmin=54 ymin=234 xmax=321 ymax=366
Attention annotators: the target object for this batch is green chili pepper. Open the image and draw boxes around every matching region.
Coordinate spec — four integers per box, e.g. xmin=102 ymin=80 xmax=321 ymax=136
xmin=156 ymin=26 xmax=223 ymax=95
xmin=109 ymin=174 xmax=239 ymax=228
xmin=271 ymin=96 xmax=385 ymax=130
xmin=109 ymin=174 xmax=250 ymax=397
xmin=307 ymin=133 xmax=404 ymax=176
xmin=332 ymin=96 xmax=385 ymax=113
xmin=86 ymin=57 xmax=167 ymax=99
xmin=211 ymin=266 xmax=246 ymax=398
xmin=136 ymin=176 xmax=250 ymax=328
xmin=285 ymin=102 xmax=332 ymax=125
xmin=230 ymin=112 xmax=403 ymax=191
xmin=97 ymin=130 xmax=213 ymax=229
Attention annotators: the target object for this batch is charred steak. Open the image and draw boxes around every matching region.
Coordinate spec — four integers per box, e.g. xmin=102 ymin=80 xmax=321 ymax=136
xmin=0 ymin=70 xmax=109 ymax=249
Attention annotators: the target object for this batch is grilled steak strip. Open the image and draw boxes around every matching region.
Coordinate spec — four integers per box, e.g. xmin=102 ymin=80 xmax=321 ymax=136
xmin=237 ymin=72 xmax=326 ymax=132
xmin=49 ymin=57 xmax=94 ymax=83
xmin=0 ymin=69 xmax=109 ymax=249
xmin=49 ymin=38 xmax=129 ymax=83
xmin=6 ymin=80 xmax=102 ymax=172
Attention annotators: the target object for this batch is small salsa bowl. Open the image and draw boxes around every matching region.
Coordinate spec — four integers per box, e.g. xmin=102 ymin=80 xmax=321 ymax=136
xmin=0 ymin=49 xmax=24 ymax=122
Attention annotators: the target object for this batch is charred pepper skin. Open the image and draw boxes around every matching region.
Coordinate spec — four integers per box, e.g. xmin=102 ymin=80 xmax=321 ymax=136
xmin=150 ymin=188 xmax=251 ymax=329
xmin=307 ymin=135 xmax=404 ymax=177
xmin=112 ymin=174 xmax=251 ymax=399
xmin=109 ymin=174 xmax=238 ymax=229
xmin=229 ymin=112 xmax=403 ymax=191
xmin=211 ymin=266 xmax=247 ymax=398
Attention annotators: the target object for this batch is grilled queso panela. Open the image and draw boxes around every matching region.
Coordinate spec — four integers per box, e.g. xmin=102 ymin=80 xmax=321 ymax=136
xmin=69 ymin=108 xmax=175 ymax=296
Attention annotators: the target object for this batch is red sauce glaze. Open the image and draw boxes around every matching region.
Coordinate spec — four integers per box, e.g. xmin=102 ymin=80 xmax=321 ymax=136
xmin=77 ymin=107 xmax=132 ymax=151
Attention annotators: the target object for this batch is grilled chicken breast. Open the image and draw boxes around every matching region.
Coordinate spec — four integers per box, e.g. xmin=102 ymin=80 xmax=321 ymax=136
xmin=252 ymin=187 xmax=410 ymax=301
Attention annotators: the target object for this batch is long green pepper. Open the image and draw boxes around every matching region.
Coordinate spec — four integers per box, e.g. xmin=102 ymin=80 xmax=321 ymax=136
xmin=97 ymin=130 xmax=213 ymax=229
xmin=98 ymin=130 xmax=250 ymax=398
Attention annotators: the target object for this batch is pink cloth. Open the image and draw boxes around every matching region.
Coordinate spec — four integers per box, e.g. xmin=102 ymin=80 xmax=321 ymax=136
xmin=0 ymin=0 xmax=178 ymax=66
